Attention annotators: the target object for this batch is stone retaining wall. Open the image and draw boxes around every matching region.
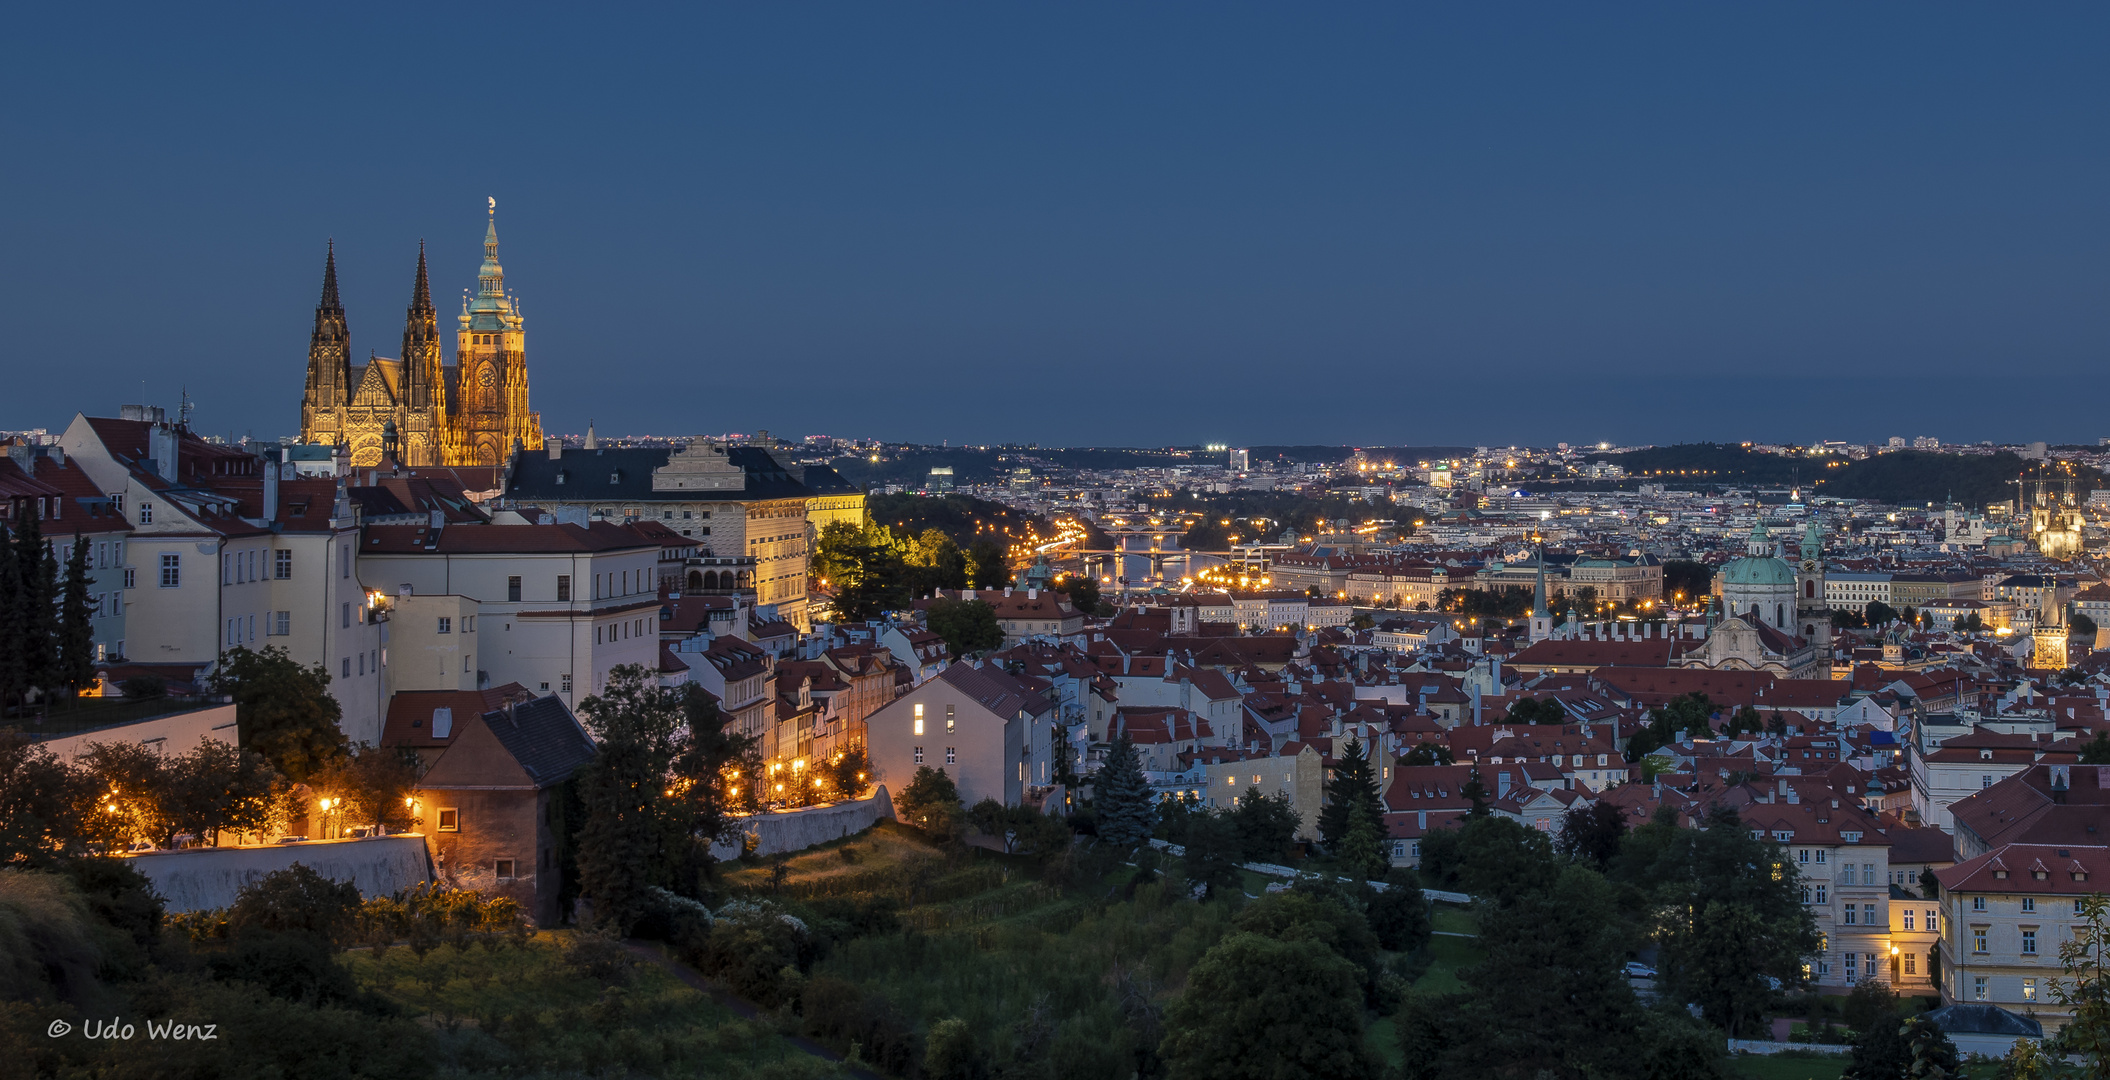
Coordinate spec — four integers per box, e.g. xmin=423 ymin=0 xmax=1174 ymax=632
xmin=125 ymin=835 xmax=432 ymax=912
xmin=709 ymin=787 xmax=895 ymax=860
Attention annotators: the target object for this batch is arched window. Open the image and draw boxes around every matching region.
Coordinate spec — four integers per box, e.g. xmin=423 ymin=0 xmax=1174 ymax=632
xmin=1775 ymin=604 xmax=1784 ymax=627
xmin=704 ymin=571 xmax=720 ymax=589
xmin=1805 ymin=580 xmax=1815 ymax=598
xmin=687 ymin=571 xmax=703 ymax=590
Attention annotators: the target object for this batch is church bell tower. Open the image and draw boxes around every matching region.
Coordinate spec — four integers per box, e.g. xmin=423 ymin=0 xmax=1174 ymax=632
xmin=1796 ymin=520 xmax=1832 ymax=647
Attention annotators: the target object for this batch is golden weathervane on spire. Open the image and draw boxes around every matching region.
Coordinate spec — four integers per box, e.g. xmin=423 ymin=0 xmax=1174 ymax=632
xmin=488 ymin=196 xmax=496 ymax=215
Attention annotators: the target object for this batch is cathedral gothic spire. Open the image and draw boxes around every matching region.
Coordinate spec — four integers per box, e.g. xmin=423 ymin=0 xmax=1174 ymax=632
xmin=302 ymin=242 xmax=352 ymax=447
xmin=398 ymin=242 xmax=447 ymax=463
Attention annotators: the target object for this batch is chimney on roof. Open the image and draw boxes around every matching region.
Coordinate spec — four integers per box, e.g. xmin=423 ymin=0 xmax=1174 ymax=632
xmin=262 ymin=447 xmax=280 ymax=522
xmin=546 ymin=437 xmax=563 ymax=460
xmin=146 ymin=423 xmax=176 ymax=478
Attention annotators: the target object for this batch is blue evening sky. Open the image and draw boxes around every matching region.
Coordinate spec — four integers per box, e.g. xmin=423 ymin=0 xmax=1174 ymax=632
xmin=3 ymin=4 xmax=2105 ymax=447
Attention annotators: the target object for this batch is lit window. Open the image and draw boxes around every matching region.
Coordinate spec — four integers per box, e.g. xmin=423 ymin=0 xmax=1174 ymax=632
xmin=914 ymin=704 xmax=925 ymax=736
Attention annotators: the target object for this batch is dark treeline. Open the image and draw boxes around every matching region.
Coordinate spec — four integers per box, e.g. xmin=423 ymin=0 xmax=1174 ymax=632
xmin=0 ymin=502 xmax=98 ymax=716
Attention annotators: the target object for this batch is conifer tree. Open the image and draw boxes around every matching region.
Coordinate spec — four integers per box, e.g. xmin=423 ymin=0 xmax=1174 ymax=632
xmin=1339 ymin=811 xmax=1389 ymax=882
xmin=1319 ymin=737 xmax=1383 ymax=850
xmin=1462 ymin=766 xmax=1492 ymax=817
xmin=31 ymin=537 xmax=60 ymax=699
xmin=0 ymin=514 xmax=21 ymax=713
xmin=1094 ymin=734 xmax=1157 ymax=848
xmin=56 ymin=535 xmax=94 ymax=695
xmin=13 ymin=504 xmax=59 ymax=703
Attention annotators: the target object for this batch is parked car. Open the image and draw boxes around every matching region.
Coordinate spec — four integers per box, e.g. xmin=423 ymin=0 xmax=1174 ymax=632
xmin=1622 ymin=961 xmax=1658 ymax=979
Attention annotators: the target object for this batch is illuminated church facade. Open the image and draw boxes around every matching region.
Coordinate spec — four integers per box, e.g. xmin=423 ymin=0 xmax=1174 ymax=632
xmin=300 ymin=209 xmax=543 ymax=467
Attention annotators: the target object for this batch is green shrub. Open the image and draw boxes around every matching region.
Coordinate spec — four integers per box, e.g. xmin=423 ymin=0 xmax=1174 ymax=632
xmin=228 ymin=862 xmax=360 ymax=940
xmin=0 ymin=868 xmax=102 ymax=1003
xmin=1365 ymin=870 xmax=1432 ymax=952
xmin=798 ymin=974 xmax=923 ymax=1076
xmin=925 ymin=1016 xmax=988 ymax=1080
xmin=686 ymin=899 xmax=811 ymax=1007
xmin=564 ymin=928 xmax=639 ymax=987
xmin=207 ymin=928 xmax=368 ymax=1007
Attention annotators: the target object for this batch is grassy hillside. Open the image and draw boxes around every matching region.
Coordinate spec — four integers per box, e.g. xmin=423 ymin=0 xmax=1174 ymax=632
xmin=712 ymin=821 xmax=1429 ymax=1080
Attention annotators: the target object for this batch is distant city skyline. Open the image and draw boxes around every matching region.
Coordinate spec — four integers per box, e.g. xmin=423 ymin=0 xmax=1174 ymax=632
xmin=5 ymin=5 xmax=2108 ymax=447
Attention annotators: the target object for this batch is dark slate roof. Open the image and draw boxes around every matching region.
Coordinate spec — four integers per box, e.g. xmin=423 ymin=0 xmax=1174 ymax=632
xmin=505 ymin=445 xmax=814 ymax=503
xmin=479 ymin=696 xmax=597 ymax=788
xmin=802 ymin=464 xmax=859 ymax=495
xmin=1922 ymin=1003 xmax=2043 ymax=1037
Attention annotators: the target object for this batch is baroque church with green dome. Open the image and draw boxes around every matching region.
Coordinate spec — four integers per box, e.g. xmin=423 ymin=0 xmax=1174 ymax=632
xmin=1676 ymin=519 xmax=1832 ymax=678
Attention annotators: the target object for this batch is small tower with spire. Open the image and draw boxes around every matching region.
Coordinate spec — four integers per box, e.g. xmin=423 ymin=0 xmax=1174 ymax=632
xmin=1528 ymin=543 xmax=1554 ymax=643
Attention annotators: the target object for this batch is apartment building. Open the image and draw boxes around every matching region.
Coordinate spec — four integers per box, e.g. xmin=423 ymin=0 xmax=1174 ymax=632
xmin=502 ymin=439 xmax=831 ymax=629
xmin=357 ymin=521 xmax=662 ymax=711
xmin=1909 ymin=726 xmax=2077 ymax=832
xmin=1934 ymin=844 xmax=2110 ymax=1031
xmin=60 ymin=414 xmax=384 ymax=740
xmin=1734 ymin=777 xmax=1896 ymax=991
xmin=865 ymin=661 xmax=1061 ymax=807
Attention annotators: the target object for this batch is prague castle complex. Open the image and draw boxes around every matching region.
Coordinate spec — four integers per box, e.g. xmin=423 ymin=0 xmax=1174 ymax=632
xmin=300 ymin=207 xmax=543 ymax=467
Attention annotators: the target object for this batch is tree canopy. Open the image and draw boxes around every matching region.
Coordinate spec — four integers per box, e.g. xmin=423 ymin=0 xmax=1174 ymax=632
xmin=574 ymin=665 xmax=754 ymax=931
xmin=1161 ymin=932 xmax=1379 ymax=1080
xmin=924 ymin=597 xmax=1004 ymax=658
xmin=209 ymin=645 xmax=348 ymax=782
